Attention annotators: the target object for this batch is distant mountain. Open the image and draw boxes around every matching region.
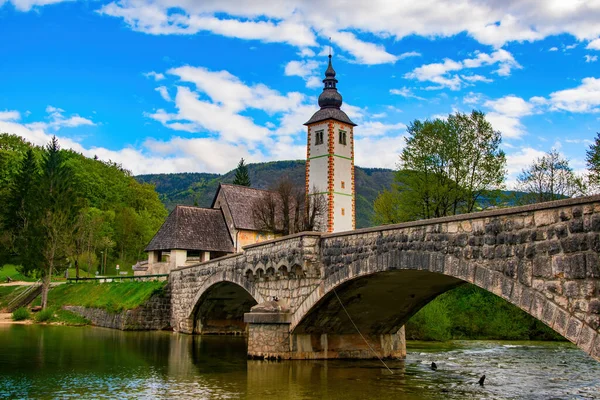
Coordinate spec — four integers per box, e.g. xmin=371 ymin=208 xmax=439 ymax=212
xmin=136 ymin=160 xmax=395 ymax=229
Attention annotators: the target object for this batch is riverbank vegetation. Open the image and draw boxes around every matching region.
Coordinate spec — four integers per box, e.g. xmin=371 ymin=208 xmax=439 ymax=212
xmin=406 ymin=284 xmax=564 ymax=341
xmin=0 ymin=134 xmax=167 ymax=307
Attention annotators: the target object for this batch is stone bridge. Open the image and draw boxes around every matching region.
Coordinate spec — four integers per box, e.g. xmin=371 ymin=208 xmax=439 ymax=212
xmin=169 ymin=195 xmax=600 ymax=362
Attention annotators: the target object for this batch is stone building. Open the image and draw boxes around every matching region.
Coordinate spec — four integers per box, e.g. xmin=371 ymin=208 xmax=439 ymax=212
xmin=136 ymin=183 xmax=279 ymax=275
xmin=136 ymin=55 xmax=356 ymax=274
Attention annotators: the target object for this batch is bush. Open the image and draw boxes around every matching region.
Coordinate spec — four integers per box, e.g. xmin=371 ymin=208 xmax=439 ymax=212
xmin=35 ymin=308 xmax=54 ymax=322
xmin=12 ymin=307 xmax=31 ymax=321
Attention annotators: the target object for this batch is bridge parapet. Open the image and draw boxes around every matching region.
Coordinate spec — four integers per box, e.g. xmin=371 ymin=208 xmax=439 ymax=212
xmin=169 ymin=232 xmax=324 ymax=333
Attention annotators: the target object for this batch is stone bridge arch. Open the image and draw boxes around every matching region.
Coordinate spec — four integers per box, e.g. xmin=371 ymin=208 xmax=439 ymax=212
xmin=284 ymin=197 xmax=600 ymax=361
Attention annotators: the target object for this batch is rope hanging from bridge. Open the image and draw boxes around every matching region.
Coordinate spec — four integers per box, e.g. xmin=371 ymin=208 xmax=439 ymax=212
xmin=332 ymin=287 xmax=393 ymax=374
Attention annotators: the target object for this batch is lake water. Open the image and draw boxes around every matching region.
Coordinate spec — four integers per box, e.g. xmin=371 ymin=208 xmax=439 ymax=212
xmin=1 ymin=325 xmax=599 ymax=399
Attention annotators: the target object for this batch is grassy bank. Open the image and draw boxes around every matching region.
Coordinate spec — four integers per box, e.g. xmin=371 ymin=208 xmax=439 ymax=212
xmin=0 ymin=265 xmax=36 ymax=282
xmin=37 ymin=281 xmax=168 ymax=314
xmin=405 ymin=283 xmax=564 ymax=341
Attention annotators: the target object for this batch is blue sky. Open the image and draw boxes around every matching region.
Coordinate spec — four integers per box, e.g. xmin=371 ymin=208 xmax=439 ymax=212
xmin=1 ymin=0 xmax=599 ymax=186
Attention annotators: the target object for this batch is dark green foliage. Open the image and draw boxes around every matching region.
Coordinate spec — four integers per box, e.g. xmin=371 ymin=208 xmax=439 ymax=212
xmin=375 ymin=111 xmax=506 ymax=224
xmin=405 ymin=284 xmax=564 ymax=341
xmin=232 ymin=158 xmax=251 ymax=186
xmin=137 ymin=161 xmax=395 ymax=229
xmin=586 ymin=132 xmax=600 ymax=184
xmin=0 ymin=133 xmax=167 ymax=286
xmin=11 ymin=307 xmax=31 ymax=321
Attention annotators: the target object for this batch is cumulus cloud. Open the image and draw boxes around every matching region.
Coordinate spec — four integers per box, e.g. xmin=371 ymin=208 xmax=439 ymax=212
xmin=588 ymin=38 xmax=600 ymax=50
xmin=404 ymin=50 xmax=520 ymax=90
xmin=585 ymin=55 xmax=598 ymax=63
xmin=284 ymin=59 xmax=323 ymax=88
xmin=546 ymin=77 xmax=600 ymax=113
xmin=484 ymin=95 xmax=535 ymax=139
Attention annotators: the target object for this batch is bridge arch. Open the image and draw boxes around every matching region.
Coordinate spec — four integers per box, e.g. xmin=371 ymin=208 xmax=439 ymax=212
xmin=186 ymin=274 xmax=266 ymax=335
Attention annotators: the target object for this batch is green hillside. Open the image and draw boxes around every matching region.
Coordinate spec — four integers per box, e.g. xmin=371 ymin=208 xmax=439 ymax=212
xmin=136 ymin=160 xmax=395 ymax=229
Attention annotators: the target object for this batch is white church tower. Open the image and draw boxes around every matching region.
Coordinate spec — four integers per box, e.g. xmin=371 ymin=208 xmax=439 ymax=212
xmin=304 ymin=55 xmax=356 ymax=233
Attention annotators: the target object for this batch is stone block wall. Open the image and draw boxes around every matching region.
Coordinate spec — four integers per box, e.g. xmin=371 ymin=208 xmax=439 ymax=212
xmin=64 ymin=286 xmax=171 ymax=330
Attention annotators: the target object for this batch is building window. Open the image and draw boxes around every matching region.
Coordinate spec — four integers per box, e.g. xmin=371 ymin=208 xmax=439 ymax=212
xmin=341 ymin=181 xmax=345 ymax=189
xmin=341 ymin=208 xmax=345 ymax=216
xmin=339 ymin=130 xmax=347 ymax=145
xmin=315 ymin=130 xmax=324 ymax=145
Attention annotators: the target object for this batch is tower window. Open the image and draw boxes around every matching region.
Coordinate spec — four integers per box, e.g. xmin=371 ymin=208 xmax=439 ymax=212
xmin=315 ymin=130 xmax=324 ymax=145
xmin=341 ymin=181 xmax=345 ymax=189
xmin=341 ymin=208 xmax=345 ymax=216
xmin=339 ymin=130 xmax=347 ymax=145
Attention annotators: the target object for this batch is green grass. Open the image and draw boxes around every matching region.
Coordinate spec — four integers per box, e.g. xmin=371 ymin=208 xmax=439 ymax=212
xmin=43 ymin=280 xmax=167 ymax=314
xmin=0 ymin=265 xmax=36 ymax=282
xmin=34 ymin=308 xmax=53 ymax=322
xmin=11 ymin=307 xmax=30 ymax=321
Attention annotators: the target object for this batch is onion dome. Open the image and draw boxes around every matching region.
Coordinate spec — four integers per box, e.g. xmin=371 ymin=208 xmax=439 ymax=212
xmin=304 ymin=54 xmax=356 ymax=126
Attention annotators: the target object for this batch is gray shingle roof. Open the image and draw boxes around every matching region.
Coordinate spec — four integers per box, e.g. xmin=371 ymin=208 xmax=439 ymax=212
xmin=145 ymin=206 xmax=234 ymax=252
xmin=214 ymin=183 xmax=279 ymax=231
xmin=304 ymin=108 xmax=357 ymax=126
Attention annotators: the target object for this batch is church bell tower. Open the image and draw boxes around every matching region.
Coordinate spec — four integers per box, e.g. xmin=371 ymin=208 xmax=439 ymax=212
xmin=304 ymin=55 xmax=356 ymax=233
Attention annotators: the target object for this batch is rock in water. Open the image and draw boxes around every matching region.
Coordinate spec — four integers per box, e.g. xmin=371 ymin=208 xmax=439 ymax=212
xmin=430 ymin=362 xmax=437 ymax=371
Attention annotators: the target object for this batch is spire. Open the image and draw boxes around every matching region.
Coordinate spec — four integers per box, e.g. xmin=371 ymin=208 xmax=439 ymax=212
xmin=318 ymin=54 xmax=342 ymax=109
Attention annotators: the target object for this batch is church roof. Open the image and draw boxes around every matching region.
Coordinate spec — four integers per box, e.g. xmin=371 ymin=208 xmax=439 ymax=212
xmin=145 ymin=206 xmax=234 ymax=252
xmin=212 ymin=183 xmax=279 ymax=231
xmin=304 ymin=108 xmax=357 ymax=126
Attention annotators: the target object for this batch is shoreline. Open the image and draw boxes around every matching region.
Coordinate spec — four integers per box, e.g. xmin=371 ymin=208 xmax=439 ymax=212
xmin=0 ymin=313 xmax=32 ymax=325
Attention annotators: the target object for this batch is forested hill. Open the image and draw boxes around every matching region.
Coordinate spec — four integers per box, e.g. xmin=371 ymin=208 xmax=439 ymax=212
xmin=136 ymin=160 xmax=395 ymax=229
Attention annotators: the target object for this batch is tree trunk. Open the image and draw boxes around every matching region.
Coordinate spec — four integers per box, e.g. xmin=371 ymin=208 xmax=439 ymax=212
xmin=41 ymin=271 xmax=51 ymax=309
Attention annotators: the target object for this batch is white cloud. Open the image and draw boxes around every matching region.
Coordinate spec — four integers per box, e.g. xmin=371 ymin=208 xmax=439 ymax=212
xmin=284 ymin=60 xmax=322 ymax=88
xmin=357 ymin=121 xmax=406 ymax=137
xmin=547 ymin=77 xmax=600 ymax=113
xmin=0 ymin=110 xmax=21 ymax=121
xmin=155 ymin=86 xmax=171 ymax=101
xmin=355 ymin=135 xmax=407 ymax=169
xmin=2 ymin=0 xmax=70 ymax=11
xmin=10 ymin=0 xmax=600 ymax=64
xmin=404 ymin=50 xmax=520 ymax=90
xmin=484 ymin=95 xmax=534 ymax=139
xmin=588 ymin=38 xmax=600 ymax=50
xmin=463 ymin=92 xmax=482 ymax=105
xmin=329 ymin=30 xmax=397 ymax=65
xmin=144 ymin=71 xmax=165 ymax=81
xmin=389 ymin=87 xmax=425 ymax=100
xmin=549 ymin=47 xmax=558 ymax=51
xmin=398 ymin=51 xmax=421 ymax=60
xmin=505 ymin=147 xmax=548 ymax=187
xmin=585 ymin=55 xmax=598 ymax=63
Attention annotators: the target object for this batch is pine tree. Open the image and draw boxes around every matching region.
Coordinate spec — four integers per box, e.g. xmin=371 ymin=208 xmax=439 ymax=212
xmin=233 ymin=158 xmax=251 ymax=186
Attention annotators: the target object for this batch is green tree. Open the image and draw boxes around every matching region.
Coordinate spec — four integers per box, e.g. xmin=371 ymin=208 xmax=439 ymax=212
xmin=586 ymin=132 xmax=600 ymax=188
xmin=232 ymin=158 xmax=251 ymax=186
xmin=516 ymin=149 xmax=586 ymax=204
xmin=374 ymin=111 xmax=506 ymax=224
xmin=0 ymin=148 xmax=44 ymax=272
xmin=37 ymin=137 xmax=80 ymax=308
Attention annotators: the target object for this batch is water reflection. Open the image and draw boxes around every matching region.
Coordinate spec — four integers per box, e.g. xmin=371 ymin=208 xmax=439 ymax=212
xmin=1 ymin=325 xmax=599 ymax=399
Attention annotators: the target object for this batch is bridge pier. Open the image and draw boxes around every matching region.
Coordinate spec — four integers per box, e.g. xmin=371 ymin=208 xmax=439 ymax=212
xmin=244 ymin=309 xmax=406 ymax=360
